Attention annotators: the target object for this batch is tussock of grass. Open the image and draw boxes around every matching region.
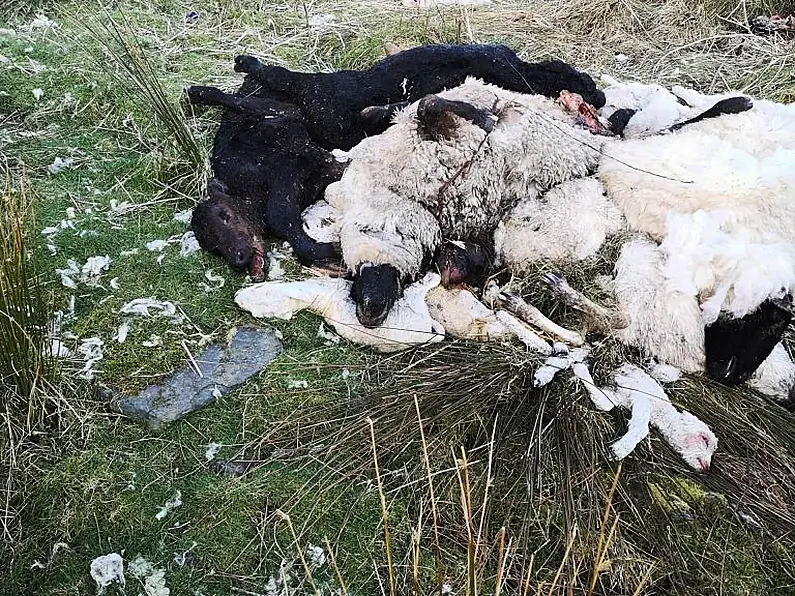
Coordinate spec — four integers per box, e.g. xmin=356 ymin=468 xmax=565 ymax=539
xmin=0 ymin=161 xmax=77 ymax=546
xmin=243 ymin=334 xmax=795 ymax=593
xmin=74 ymin=9 xmax=209 ymax=200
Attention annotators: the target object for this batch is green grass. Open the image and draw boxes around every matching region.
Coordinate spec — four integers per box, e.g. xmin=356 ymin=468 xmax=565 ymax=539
xmin=2 ymin=0 xmax=795 ymax=595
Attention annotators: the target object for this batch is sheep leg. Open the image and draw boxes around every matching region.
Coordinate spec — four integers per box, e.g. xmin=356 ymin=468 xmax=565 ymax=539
xmin=540 ymin=272 xmax=627 ymax=332
xmin=264 ymin=190 xmax=340 ymax=268
xmin=669 ymin=97 xmax=753 ymax=132
xmin=571 ymin=362 xmax=618 ymax=412
xmin=416 ymin=95 xmax=498 ymax=139
xmin=359 ymin=101 xmax=410 ymax=135
xmin=608 ymin=389 xmax=653 ymax=461
xmin=184 ymin=85 xmax=296 ymax=117
xmin=493 ymin=310 xmax=553 ymax=354
xmin=233 ymin=56 xmax=296 ymax=93
xmin=498 ymin=292 xmax=584 ymax=346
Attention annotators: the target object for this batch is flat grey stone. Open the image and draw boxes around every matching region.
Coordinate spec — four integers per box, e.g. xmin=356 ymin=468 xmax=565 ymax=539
xmin=118 ymin=327 xmax=282 ymax=429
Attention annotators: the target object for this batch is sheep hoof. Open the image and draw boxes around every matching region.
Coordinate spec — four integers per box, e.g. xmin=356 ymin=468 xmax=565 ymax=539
xmin=234 ymin=55 xmax=261 ymax=74
xmin=540 ymin=271 xmax=568 ymax=294
xmin=609 ymin=442 xmax=632 ymax=461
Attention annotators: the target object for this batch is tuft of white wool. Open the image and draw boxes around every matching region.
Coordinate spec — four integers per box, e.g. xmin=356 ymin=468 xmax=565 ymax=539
xmin=326 ymin=77 xmax=605 ymax=278
xmin=748 ymin=343 xmax=795 ymax=403
xmin=235 ymin=272 xmax=445 ymax=353
xmin=573 ymin=362 xmax=717 ymax=471
xmin=301 ymin=199 xmax=340 ymax=244
xmin=608 ymin=238 xmax=706 ymax=373
xmin=90 ymin=553 xmax=126 ymax=593
xmin=660 ymin=210 xmax=795 ymax=323
xmin=494 ymin=177 xmax=624 ymax=271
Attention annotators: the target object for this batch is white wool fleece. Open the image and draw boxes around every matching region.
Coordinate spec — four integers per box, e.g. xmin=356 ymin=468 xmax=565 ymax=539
xmin=598 ymin=75 xmax=690 ymax=138
xmin=608 ymin=238 xmax=706 ymax=373
xmin=494 ymin=177 xmax=624 ymax=271
xmin=749 ymin=343 xmax=795 ymax=403
xmin=327 ymin=185 xmax=440 ymax=276
xmin=599 ymin=106 xmax=795 ymax=243
xmin=327 ymin=77 xmax=605 ymax=278
xmin=661 ymin=210 xmax=795 ymax=323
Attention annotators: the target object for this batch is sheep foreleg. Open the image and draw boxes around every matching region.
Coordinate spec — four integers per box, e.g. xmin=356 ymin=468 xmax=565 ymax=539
xmin=608 ymin=390 xmax=653 ymax=461
xmin=571 ymin=362 xmax=618 ymax=412
xmin=541 ymin=272 xmax=627 ymax=333
xmin=494 ymin=310 xmax=553 ymax=355
xmin=498 ymin=291 xmax=584 ymax=346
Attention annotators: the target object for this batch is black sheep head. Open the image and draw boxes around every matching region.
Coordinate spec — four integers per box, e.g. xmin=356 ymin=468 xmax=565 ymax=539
xmin=704 ymin=294 xmax=793 ymax=386
xmin=191 ymin=179 xmax=267 ymax=281
xmin=350 ymin=263 xmax=403 ymax=328
xmin=434 ymin=240 xmax=491 ymax=288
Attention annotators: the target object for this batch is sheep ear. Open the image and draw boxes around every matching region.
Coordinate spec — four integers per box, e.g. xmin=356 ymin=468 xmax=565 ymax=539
xmin=670 ymin=96 xmax=753 ymax=132
xmin=359 ymin=101 xmax=410 ymax=135
xmin=416 ymin=95 xmax=497 ymax=140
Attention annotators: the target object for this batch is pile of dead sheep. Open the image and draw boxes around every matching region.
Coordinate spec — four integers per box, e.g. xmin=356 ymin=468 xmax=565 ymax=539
xmin=185 ymin=42 xmax=795 ymax=474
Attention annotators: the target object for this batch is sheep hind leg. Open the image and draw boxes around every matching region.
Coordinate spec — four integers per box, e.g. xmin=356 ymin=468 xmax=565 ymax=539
xmin=183 ymin=85 xmax=294 ymax=116
xmin=498 ymin=291 xmax=585 ymax=346
xmin=540 ymin=272 xmax=627 ymax=333
xmin=571 ymin=361 xmax=618 ymax=412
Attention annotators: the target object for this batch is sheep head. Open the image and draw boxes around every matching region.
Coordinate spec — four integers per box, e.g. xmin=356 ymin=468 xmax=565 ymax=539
xmin=350 ymin=263 xmax=404 ymax=328
xmin=434 ymin=239 xmax=491 ymax=287
xmin=705 ymin=295 xmax=793 ymax=386
xmin=191 ymin=179 xmax=267 ymax=281
xmin=664 ymin=411 xmax=718 ymax=473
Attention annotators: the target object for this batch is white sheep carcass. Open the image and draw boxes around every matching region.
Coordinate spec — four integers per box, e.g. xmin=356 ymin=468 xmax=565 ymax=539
xmin=325 ymin=77 xmax=605 ymax=282
xmin=542 ymin=237 xmax=795 ymax=404
xmin=572 ymin=361 xmax=718 ymax=472
xmin=598 ymin=75 xmax=753 ymax=139
xmin=235 ymin=273 xmax=445 ymax=353
xmin=599 ymin=96 xmax=795 ymax=246
xmin=599 ymin=74 xmax=691 ymax=138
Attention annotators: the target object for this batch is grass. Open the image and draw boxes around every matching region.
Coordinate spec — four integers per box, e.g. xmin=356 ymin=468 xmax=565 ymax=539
xmin=1 ymin=0 xmax=795 ymax=594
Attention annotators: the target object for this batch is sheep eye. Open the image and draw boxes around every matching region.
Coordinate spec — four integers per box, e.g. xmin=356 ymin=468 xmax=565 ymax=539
xmin=219 ymin=210 xmax=229 ymax=224
xmin=701 ymin=435 xmax=710 ymax=447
